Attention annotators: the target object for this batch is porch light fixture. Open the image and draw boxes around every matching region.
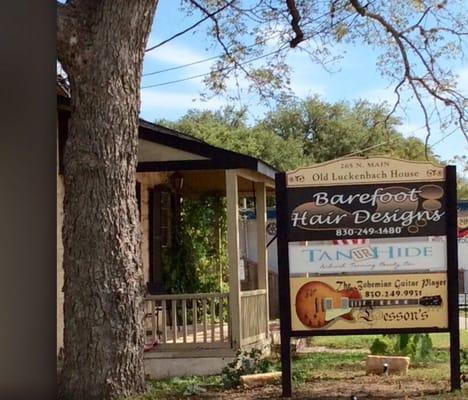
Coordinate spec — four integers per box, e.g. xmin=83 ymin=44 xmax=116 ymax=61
xmin=170 ymin=172 xmax=184 ymax=192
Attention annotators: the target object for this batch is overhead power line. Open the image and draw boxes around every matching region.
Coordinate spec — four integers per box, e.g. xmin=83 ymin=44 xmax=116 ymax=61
xmin=143 ymin=54 xmax=222 ymax=77
xmin=142 ymin=1 xmax=354 ymax=77
xmin=141 ymin=2 xmax=367 ymax=89
xmin=141 ymin=46 xmax=287 ymax=89
xmin=429 ymin=128 xmax=458 ymax=148
xmin=143 ymin=35 xmax=281 ymax=77
xmin=145 ymin=0 xmax=235 ymax=53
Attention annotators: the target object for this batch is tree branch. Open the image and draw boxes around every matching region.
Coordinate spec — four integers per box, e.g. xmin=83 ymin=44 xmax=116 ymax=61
xmin=57 ymin=2 xmax=73 ymax=69
xmin=145 ymin=0 xmax=234 ymax=52
xmin=349 ymin=0 xmax=468 ymax=149
xmin=188 ymin=0 xmax=258 ymax=87
xmin=286 ymin=0 xmax=304 ymax=48
xmin=57 ymin=1 xmax=86 ymax=73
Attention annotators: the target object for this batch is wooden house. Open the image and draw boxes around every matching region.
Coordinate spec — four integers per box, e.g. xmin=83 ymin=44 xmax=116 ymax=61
xmin=57 ymin=85 xmax=276 ymax=378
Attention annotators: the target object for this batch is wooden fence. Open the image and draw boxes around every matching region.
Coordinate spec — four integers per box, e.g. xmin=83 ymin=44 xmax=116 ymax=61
xmin=268 ymin=271 xmax=279 ymax=319
xmin=240 ymin=289 xmax=268 ymax=345
xmin=144 ymin=292 xmax=230 ymax=349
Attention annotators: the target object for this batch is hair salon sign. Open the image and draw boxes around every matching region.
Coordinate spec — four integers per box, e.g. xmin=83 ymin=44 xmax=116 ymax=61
xmin=286 ymin=157 xmax=446 ymax=241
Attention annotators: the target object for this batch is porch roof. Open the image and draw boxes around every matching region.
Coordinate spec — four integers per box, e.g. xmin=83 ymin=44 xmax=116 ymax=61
xmin=57 ymin=91 xmax=278 ymax=184
xmin=137 ymin=119 xmax=277 ymax=180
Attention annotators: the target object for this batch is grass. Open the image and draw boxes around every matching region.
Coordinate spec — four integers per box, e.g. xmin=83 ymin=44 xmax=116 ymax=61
xmin=291 ymin=351 xmax=367 ymax=381
xmin=129 ymin=348 xmax=466 ymax=399
xmin=130 ymin=353 xmax=371 ymax=399
xmin=128 ymin=331 xmax=468 ymax=399
xmin=131 ymin=375 xmax=222 ymax=399
xmin=308 ymin=331 xmax=468 ymax=350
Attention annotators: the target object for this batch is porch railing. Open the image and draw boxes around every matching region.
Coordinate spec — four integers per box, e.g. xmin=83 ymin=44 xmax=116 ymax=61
xmin=240 ymin=289 xmax=268 ymax=345
xmin=144 ymin=292 xmax=230 ymax=349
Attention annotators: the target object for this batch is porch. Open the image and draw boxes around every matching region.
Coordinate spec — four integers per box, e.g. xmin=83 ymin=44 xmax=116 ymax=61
xmin=136 ymin=123 xmax=277 ymax=378
xmin=56 ymin=94 xmax=277 ymax=378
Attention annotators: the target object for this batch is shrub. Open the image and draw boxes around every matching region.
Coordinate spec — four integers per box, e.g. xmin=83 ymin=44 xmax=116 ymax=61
xmin=369 ymin=334 xmax=433 ymax=362
xmin=221 ymin=348 xmax=275 ymax=388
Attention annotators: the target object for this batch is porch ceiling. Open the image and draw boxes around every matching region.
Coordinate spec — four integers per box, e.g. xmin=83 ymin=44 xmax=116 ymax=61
xmin=136 ymin=119 xmax=278 ymax=184
xmin=177 ymin=170 xmax=275 ymax=197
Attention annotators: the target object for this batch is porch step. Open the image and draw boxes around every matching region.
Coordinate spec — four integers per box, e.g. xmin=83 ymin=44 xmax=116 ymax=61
xmin=144 ymin=347 xmax=236 ymax=379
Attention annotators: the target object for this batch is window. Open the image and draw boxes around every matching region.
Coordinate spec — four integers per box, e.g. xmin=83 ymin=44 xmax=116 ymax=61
xmin=147 ymin=185 xmax=172 ymax=294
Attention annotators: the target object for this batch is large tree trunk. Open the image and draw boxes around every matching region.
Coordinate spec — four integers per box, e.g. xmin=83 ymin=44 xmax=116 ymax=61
xmin=57 ymin=1 xmax=157 ymax=399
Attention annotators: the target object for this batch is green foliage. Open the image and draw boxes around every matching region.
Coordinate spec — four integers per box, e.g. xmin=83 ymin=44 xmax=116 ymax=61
xmin=260 ymin=96 xmax=439 ymax=165
xmin=221 ymin=348 xmax=275 ymax=388
xmin=182 ymin=382 xmax=207 ymax=397
xmin=184 ymin=0 xmax=467 ymax=145
xmin=161 ymin=97 xmax=439 ymax=173
xmin=163 ymin=196 xmax=227 ymax=295
xmin=370 ymin=337 xmax=390 ymax=355
xmin=451 ymin=154 xmax=468 ymax=200
xmin=461 ymin=349 xmax=468 ymax=374
xmin=159 ymin=106 xmax=306 ymax=171
xmin=370 ymin=334 xmax=434 ymax=362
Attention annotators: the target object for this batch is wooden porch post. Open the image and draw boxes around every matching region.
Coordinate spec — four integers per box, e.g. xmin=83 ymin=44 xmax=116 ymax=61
xmin=255 ymin=181 xmax=269 ymax=338
xmin=226 ymin=170 xmax=242 ymax=349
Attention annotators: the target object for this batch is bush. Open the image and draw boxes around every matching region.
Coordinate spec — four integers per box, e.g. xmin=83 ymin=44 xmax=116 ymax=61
xmin=369 ymin=334 xmax=433 ymax=362
xmin=461 ymin=349 xmax=468 ymax=374
xmin=221 ymin=348 xmax=275 ymax=388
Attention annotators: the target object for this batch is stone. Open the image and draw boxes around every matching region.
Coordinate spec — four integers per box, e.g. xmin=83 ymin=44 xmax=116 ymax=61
xmin=240 ymin=371 xmax=282 ymax=388
xmin=366 ymin=355 xmax=410 ymax=375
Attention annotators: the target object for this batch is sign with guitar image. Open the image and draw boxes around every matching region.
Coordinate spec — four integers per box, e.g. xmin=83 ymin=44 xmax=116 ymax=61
xmin=291 ymin=274 xmax=448 ymax=330
xmin=275 ymin=157 xmax=460 ymax=395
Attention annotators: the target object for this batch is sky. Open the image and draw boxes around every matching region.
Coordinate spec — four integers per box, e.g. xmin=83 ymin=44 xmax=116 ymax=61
xmin=140 ymin=0 xmax=468 ymax=170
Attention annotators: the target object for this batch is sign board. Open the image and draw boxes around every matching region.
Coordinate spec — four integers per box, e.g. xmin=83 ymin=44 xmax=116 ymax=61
xmin=288 ymin=237 xmax=447 ymax=275
xmin=287 ymin=182 xmax=446 ymax=241
xmin=291 ymin=272 xmax=448 ymax=331
xmin=286 ymin=156 xmax=444 ymax=187
xmin=275 ymin=157 xmax=460 ymax=396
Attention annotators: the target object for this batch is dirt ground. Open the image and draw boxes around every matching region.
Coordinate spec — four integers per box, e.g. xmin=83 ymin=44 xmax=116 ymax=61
xmin=178 ymin=375 xmax=461 ymax=400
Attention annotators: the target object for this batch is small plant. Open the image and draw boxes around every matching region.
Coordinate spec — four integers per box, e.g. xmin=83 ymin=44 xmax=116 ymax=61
xmin=461 ymin=349 xmax=468 ymax=375
xmin=182 ymin=382 xmax=207 ymax=396
xmin=370 ymin=337 xmax=390 ymax=355
xmin=221 ymin=348 xmax=275 ymax=388
xmin=369 ymin=334 xmax=433 ymax=362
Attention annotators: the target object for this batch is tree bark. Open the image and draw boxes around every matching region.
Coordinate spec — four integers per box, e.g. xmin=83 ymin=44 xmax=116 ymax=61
xmin=57 ymin=1 xmax=158 ymax=399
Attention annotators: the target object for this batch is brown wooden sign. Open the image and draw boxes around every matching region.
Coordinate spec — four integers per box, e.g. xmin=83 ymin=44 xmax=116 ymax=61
xmin=286 ymin=156 xmax=445 ymax=187
xmin=275 ymin=157 xmax=460 ymax=397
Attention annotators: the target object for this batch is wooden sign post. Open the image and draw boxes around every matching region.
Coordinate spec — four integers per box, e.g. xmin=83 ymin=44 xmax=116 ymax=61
xmin=275 ymin=157 xmax=460 ymax=397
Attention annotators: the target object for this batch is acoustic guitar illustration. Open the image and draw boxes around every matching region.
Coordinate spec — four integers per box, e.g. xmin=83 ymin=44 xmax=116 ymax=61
xmin=295 ymin=281 xmax=442 ymax=329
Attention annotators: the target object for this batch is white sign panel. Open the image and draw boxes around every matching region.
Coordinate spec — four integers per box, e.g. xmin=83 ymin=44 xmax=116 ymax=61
xmin=289 ymin=237 xmax=447 ymax=275
xmin=459 ymin=238 xmax=468 ymax=270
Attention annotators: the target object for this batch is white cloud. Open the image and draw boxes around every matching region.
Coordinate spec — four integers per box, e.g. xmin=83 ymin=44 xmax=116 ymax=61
xmin=141 ymin=89 xmax=225 ymax=112
xmin=145 ymin=41 xmax=210 ymax=71
xmin=289 ymin=77 xmax=325 ymax=98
